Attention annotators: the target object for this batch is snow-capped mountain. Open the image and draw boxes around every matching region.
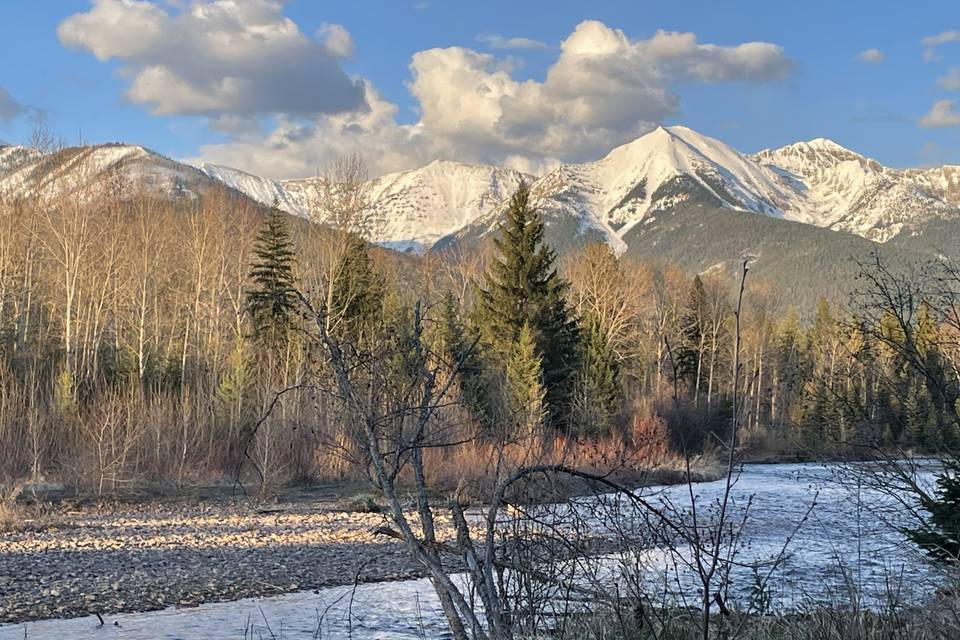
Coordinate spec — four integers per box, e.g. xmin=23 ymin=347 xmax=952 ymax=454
xmin=201 ymin=160 xmax=530 ymax=251
xmin=754 ymin=139 xmax=957 ymax=241
xmin=452 ymin=126 xmax=960 ymax=250
xmin=196 ymin=162 xmax=308 ymax=216
xmin=4 ymin=126 xmax=960 ymax=254
xmin=0 ymin=143 xmax=235 ymax=204
xmin=512 ymin=126 xmax=798 ymax=252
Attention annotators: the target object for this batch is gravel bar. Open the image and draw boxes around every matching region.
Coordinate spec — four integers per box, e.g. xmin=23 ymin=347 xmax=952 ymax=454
xmin=0 ymin=501 xmax=457 ymax=623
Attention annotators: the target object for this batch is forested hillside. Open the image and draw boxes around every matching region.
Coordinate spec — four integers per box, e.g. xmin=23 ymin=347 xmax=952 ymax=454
xmin=0 ymin=167 xmax=956 ymax=492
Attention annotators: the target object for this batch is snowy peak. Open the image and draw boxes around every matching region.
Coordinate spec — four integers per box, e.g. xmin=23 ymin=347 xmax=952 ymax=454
xmin=202 ymin=158 xmax=531 ymax=251
xmin=521 ymin=124 xmax=793 ymax=253
xmin=197 ymin=162 xmax=307 ymax=216
xmin=754 ymin=138 xmax=955 ymax=241
xmin=0 ymin=144 xmax=41 ymax=176
xmin=0 ymin=143 xmax=236 ymax=204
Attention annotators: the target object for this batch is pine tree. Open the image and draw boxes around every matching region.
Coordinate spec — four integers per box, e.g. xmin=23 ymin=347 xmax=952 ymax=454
xmin=576 ymin=312 xmax=620 ymax=436
xmin=475 ymin=182 xmax=579 ymax=430
xmin=247 ymin=209 xmax=298 ymax=343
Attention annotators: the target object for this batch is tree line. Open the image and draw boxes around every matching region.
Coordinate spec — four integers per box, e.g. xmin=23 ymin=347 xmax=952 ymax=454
xmin=1 ymin=162 xmax=958 ymax=493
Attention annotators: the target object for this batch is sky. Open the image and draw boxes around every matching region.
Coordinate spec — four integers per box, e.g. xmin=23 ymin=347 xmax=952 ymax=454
xmin=1 ymin=0 xmax=959 ymax=179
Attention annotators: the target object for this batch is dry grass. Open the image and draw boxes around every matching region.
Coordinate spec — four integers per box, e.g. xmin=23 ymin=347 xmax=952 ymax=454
xmin=417 ymin=414 xmax=720 ymax=503
xmin=568 ymin=597 xmax=960 ymax=640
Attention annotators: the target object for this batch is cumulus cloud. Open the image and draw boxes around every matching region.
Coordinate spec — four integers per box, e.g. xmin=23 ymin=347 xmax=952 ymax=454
xmin=855 ymin=48 xmax=884 ymax=64
xmin=58 ymin=0 xmax=365 ymax=117
xmin=938 ymin=67 xmax=960 ymax=91
xmin=919 ymin=100 xmax=960 ymax=128
xmin=477 ymin=33 xmax=549 ymax=50
xmin=318 ymin=23 xmax=355 ymax=59
xmin=193 ymin=20 xmax=792 ymax=178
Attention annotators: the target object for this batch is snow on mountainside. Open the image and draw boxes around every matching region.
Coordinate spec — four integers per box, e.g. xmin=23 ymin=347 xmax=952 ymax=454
xmin=754 ymin=139 xmax=956 ymax=241
xmin=3 ymin=126 xmax=960 ymax=253
xmin=202 ymin=160 xmax=531 ymax=251
xmin=196 ymin=163 xmax=308 ymax=217
xmin=455 ymin=126 xmax=960 ymax=251
xmin=520 ymin=126 xmax=796 ymax=251
xmin=0 ymin=144 xmax=237 ymax=204
xmin=0 ymin=144 xmax=42 ymax=176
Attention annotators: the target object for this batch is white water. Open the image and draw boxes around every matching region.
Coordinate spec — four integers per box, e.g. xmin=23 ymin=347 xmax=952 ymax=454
xmin=1 ymin=462 xmax=943 ymax=640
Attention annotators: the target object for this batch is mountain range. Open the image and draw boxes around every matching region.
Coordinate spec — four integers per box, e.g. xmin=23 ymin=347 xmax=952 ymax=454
xmin=2 ymin=126 xmax=958 ymax=309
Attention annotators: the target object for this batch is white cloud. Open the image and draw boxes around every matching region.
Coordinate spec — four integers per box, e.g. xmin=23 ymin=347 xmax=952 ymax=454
xmin=413 ymin=2 xmax=430 ymax=10
xmin=477 ymin=33 xmax=549 ymax=50
xmin=317 ymin=23 xmax=354 ymax=59
xmin=922 ymin=30 xmax=960 ymax=47
xmin=58 ymin=0 xmax=365 ymax=117
xmin=919 ymin=100 xmax=960 ymax=128
xmin=922 ymin=30 xmax=960 ymax=63
xmin=855 ymin=48 xmax=884 ymax=64
xmin=195 ymin=20 xmax=791 ymax=178
xmin=938 ymin=67 xmax=960 ymax=91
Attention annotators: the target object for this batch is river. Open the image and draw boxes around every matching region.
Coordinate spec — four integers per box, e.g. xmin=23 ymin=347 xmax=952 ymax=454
xmin=1 ymin=461 xmax=945 ymax=639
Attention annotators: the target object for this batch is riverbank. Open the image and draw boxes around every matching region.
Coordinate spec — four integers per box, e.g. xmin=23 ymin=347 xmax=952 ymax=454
xmin=0 ymin=500 xmax=459 ymax=624
xmin=0 ymin=459 xmax=724 ymax=625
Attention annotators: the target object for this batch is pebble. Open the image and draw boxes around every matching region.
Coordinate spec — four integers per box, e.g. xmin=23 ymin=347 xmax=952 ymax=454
xmin=0 ymin=501 xmax=463 ymax=624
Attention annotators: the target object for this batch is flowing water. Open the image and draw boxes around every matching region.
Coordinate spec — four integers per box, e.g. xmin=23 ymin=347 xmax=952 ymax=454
xmin=1 ymin=462 xmax=944 ymax=640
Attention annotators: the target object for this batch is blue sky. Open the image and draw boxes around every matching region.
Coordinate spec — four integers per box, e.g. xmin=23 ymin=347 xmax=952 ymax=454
xmin=1 ymin=0 xmax=959 ymax=177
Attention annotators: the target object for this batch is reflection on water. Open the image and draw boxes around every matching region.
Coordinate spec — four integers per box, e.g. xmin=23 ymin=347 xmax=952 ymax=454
xmin=0 ymin=462 xmax=944 ymax=640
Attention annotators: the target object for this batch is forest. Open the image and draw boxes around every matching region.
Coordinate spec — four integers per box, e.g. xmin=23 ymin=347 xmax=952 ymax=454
xmin=0 ymin=157 xmax=958 ymax=495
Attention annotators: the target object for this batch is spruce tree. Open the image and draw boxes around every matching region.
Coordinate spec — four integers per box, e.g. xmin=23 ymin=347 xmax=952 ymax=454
xmin=247 ymin=209 xmax=298 ymax=343
xmin=577 ymin=312 xmax=620 ymax=436
xmin=328 ymin=233 xmax=384 ymax=343
xmin=505 ymin=322 xmax=546 ymax=436
xmin=435 ymin=294 xmax=488 ymax=426
xmin=475 ymin=182 xmax=579 ymax=430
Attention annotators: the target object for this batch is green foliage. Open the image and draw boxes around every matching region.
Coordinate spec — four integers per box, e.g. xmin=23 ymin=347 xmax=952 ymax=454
xmin=247 ymin=209 xmax=298 ymax=343
xmin=504 ymin=322 xmax=546 ymax=435
xmin=677 ymin=275 xmax=707 ymax=388
xmin=576 ymin=312 xmax=621 ymax=436
xmin=328 ymin=233 xmax=384 ymax=343
xmin=53 ymin=367 xmax=77 ymax=417
xmin=434 ymin=294 xmax=488 ymax=426
xmin=908 ymin=459 xmax=960 ymax=563
xmin=474 ymin=182 xmax=579 ymax=430
xmin=215 ymin=341 xmax=256 ymax=438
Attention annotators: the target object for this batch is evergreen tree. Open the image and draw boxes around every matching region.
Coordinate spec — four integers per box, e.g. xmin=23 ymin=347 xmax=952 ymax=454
xmin=327 ymin=233 xmax=384 ymax=343
xmin=435 ymin=294 xmax=488 ymax=426
xmin=908 ymin=458 xmax=960 ymax=564
xmin=247 ymin=209 xmax=298 ymax=343
xmin=678 ymin=275 xmax=707 ymax=391
xmin=505 ymin=322 xmax=546 ymax=436
xmin=475 ymin=182 xmax=579 ymax=430
xmin=576 ymin=312 xmax=621 ymax=436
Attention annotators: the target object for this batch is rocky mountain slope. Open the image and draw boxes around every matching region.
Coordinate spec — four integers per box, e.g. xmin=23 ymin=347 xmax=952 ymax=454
xmin=199 ymin=160 xmax=529 ymax=251
xmin=754 ymin=139 xmax=959 ymax=241
xmin=0 ymin=143 xmax=236 ymax=204
xmin=447 ymin=126 xmax=960 ymax=251
xmin=4 ymin=126 xmax=960 ymax=279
